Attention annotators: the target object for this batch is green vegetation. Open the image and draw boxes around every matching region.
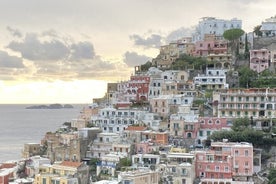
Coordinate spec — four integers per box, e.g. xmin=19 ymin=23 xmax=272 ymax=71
xmin=140 ymin=61 xmax=153 ymax=71
xmin=223 ymin=28 xmax=245 ymax=57
xmin=171 ymin=54 xmax=214 ymax=70
xmin=207 ymin=119 xmax=276 ymax=150
xmin=254 ymin=25 xmax=263 ymax=37
xmin=238 ymin=66 xmax=258 ymax=88
xmin=268 ymin=169 xmax=276 ymax=184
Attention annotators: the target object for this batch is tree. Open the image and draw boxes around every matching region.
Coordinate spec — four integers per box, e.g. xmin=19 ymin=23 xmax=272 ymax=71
xmin=238 ymin=66 xmax=258 ymax=88
xmin=254 ymin=25 xmax=263 ymax=37
xmin=231 ymin=117 xmax=250 ymax=132
xmin=244 ymin=33 xmax=250 ymax=59
xmin=223 ymin=28 xmax=245 ymax=63
xmin=140 ymin=61 xmax=152 ymax=71
xmin=268 ymin=169 xmax=276 ymax=183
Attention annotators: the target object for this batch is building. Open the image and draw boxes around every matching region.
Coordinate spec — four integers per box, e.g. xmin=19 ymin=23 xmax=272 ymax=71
xmin=161 ymin=151 xmax=195 ymax=184
xmin=91 ymin=107 xmax=148 ymax=134
xmin=33 ymin=161 xmax=89 ymax=184
xmin=193 ymin=17 xmax=242 ymax=42
xmin=260 ymin=15 xmax=276 ymax=37
xmin=213 ymin=88 xmax=276 ymax=119
xmin=193 ymin=68 xmax=229 ymax=90
xmin=249 ymin=48 xmax=270 ymax=73
xmin=118 ymin=169 xmax=160 ymax=184
xmin=22 ymin=143 xmax=41 ymax=159
xmin=195 ymin=141 xmax=254 ymax=183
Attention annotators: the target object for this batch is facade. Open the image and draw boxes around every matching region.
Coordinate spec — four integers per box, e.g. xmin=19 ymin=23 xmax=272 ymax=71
xmin=194 ymin=68 xmax=229 ymax=90
xmin=213 ymin=88 xmax=276 ymax=119
xmin=87 ymin=133 xmax=120 ymax=158
xmin=249 ymin=48 xmax=270 ymax=73
xmin=22 ymin=143 xmax=41 ymax=159
xmin=96 ymin=152 xmax=127 ymax=177
xmin=33 ymin=161 xmax=89 ymax=184
xmin=197 ymin=117 xmax=231 ymax=147
xmin=193 ymin=17 xmax=242 ymax=42
xmin=195 ymin=141 xmax=254 ymax=184
xmin=161 ymin=151 xmax=195 ymax=184
xmin=91 ymin=107 xmax=148 ymax=134
xmin=260 ymin=15 xmax=276 ymax=37
xmin=118 ymin=169 xmax=160 ymax=184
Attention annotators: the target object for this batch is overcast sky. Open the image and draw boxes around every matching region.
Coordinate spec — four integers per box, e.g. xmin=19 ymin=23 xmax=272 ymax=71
xmin=0 ymin=0 xmax=275 ymax=104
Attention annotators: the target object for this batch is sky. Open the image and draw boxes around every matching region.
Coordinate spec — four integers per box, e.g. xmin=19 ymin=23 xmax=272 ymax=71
xmin=0 ymin=0 xmax=275 ymax=104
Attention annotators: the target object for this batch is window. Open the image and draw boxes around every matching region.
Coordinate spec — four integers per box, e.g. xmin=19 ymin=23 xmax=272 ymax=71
xmin=245 ymin=150 xmax=249 ymax=156
xmin=199 ymin=130 xmax=203 ymax=136
xmin=235 ymin=150 xmax=239 ymax=156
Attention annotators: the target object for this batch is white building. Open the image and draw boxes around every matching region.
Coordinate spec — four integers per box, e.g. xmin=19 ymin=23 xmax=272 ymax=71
xmin=260 ymin=15 xmax=276 ymax=37
xmin=87 ymin=132 xmax=120 ymax=158
xmin=91 ymin=107 xmax=148 ymax=134
xmin=193 ymin=17 xmax=242 ymax=42
xmin=193 ymin=68 xmax=229 ymax=90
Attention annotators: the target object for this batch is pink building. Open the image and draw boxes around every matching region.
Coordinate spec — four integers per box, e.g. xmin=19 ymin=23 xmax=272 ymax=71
xmin=196 ymin=117 xmax=231 ymax=147
xmin=250 ymin=48 xmax=270 ymax=73
xmin=136 ymin=141 xmax=158 ymax=154
xmin=195 ymin=141 xmax=254 ymax=183
xmin=193 ymin=37 xmax=228 ymax=57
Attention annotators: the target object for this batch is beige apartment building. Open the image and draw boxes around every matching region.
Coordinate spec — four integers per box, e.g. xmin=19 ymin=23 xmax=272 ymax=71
xmin=213 ymin=88 xmax=276 ymax=120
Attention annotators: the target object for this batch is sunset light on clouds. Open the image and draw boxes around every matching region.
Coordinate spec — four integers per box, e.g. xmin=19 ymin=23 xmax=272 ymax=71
xmin=0 ymin=0 xmax=276 ymax=104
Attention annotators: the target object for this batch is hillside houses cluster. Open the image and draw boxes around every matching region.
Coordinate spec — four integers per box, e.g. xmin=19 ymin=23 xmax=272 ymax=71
xmin=2 ymin=16 xmax=276 ymax=184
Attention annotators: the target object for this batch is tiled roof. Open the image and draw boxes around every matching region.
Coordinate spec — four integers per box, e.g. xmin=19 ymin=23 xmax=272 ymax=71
xmin=60 ymin=161 xmax=82 ymax=168
xmin=125 ymin=126 xmax=147 ymax=131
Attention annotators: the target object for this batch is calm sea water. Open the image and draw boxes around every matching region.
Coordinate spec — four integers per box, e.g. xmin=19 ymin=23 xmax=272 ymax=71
xmin=0 ymin=104 xmax=85 ymax=163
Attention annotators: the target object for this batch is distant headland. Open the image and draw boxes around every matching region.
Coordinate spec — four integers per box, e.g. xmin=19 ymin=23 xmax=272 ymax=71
xmin=26 ymin=104 xmax=74 ymax=109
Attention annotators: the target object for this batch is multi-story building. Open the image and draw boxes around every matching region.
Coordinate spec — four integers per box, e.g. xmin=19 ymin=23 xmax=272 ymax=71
xmin=22 ymin=143 xmax=41 ymax=159
xmin=91 ymin=107 xmax=148 ymax=134
xmin=193 ymin=36 xmax=228 ymax=57
xmin=96 ymin=152 xmax=127 ymax=177
xmin=132 ymin=154 xmax=161 ymax=167
xmin=123 ymin=126 xmax=148 ymax=143
xmin=197 ymin=117 xmax=232 ymax=147
xmin=249 ymin=48 xmax=270 ymax=73
xmin=147 ymin=67 xmax=163 ymax=100
xmin=193 ymin=17 xmax=242 ymax=42
xmin=33 ymin=161 xmax=89 ymax=184
xmin=260 ymin=15 xmax=276 ymax=37
xmin=193 ymin=68 xmax=229 ymax=90
xmin=87 ymin=132 xmax=120 ymax=158
xmin=161 ymin=151 xmax=195 ymax=184
xmin=118 ymin=169 xmax=160 ymax=184
xmin=170 ymin=109 xmax=200 ymax=147
xmin=150 ymin=94 xmax=194 ymax=120
xmin=213 ymin=88 xmax=276 ymax=120
xmin=195 ymin=141 xmax=254 ymax=183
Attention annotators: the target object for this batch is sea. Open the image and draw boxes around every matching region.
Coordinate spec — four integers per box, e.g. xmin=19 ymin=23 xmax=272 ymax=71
xmin=0 ymin=104 xmax=86 ymax=163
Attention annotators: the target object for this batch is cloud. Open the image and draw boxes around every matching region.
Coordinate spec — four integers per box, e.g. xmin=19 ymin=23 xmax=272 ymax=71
xmin=3 ymin=29 xmax=131 ymax=81
xmin=166 ymin=27 xmax=195 ymax=43
xmin=70 ymin=42 xmax=95 ymax=61
xmin=130 ymin=34 xmax=162 ymax=48
xmin=6 ymin=26 xmax=22 ymax=38
xmin=123 ymin=51 xmax=151 ymax=67
xmin=7 ymin=33 xmax=70 ymax=61
xmin=0 ymin=50 xmax=24 ymax=68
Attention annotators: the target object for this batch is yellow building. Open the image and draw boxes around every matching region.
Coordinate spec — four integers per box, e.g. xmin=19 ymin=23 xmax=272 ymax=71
xmin=34 ymin=161 xmax=89 ymax=184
